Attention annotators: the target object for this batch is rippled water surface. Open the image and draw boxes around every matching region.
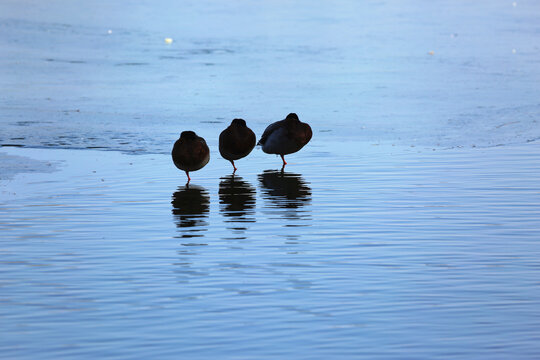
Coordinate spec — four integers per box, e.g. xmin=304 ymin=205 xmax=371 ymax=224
xmin=1 ymin=143 xmax=540 ymax=359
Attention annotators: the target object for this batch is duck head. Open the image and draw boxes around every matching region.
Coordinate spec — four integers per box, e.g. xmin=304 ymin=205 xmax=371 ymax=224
xmin=231 ymin=118 xmax=247 ymax=127
xmin=285 ymin=113 xmax=299 ymax=122
xmin=180 ymin=131 xmax=198 ymax=140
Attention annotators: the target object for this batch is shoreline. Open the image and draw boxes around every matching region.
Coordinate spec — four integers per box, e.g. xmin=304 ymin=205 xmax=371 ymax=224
xmin=2 ymin=140 xmax=538 ymax=198
xmin=2 ymin=139 xmax=538 ymax=174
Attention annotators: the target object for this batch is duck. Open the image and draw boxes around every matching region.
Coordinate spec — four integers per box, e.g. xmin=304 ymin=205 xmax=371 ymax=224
xmin=258 ymin=113 xmax=312 ymax=166
xmin=171 ymin=131 xmax=210 ymax=183
xmin=219 ymin=118 xmax=256 ymax=173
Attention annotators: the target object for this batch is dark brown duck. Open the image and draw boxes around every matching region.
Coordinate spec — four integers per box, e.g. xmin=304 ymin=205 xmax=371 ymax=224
xmin=219 ymin=118 xmax=256 ymax=173
xmin=258 ymin=113 xmax=312 ymax=166
xmin=172 ymin=131 xmax=210 ymax=183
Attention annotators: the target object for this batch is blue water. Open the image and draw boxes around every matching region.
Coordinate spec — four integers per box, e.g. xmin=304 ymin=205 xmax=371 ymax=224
xmin=1 ymin=143 xmax=540 ymax=359
xmin=2 ymin=0 xmax=540 ymax=358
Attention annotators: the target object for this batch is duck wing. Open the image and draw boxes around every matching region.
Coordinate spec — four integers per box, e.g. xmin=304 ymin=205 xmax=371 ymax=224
xmin=258 ymin=119 xmax=286 ymax=146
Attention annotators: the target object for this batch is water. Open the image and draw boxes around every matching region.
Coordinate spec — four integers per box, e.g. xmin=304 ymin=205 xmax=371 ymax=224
xmin=2 ymin=143 xmax=540 ymax=359
xmin=2 ymin=0 xmax=540 ymax=358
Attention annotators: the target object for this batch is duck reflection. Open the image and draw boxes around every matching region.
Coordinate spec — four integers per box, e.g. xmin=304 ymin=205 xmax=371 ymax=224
xmin=258 ymin=170 xmax=312 ymax=221
xmin=171 ymin=184 xmax=210 ymax=238
xmin=219 ymin=175 xmax=256 ymax=223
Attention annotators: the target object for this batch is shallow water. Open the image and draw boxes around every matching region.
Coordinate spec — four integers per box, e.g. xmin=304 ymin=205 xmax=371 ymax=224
xmin=1 ymin=143 xmax=540 ymax=359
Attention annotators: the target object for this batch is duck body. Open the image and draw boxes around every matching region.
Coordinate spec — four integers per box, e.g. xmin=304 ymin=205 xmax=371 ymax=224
xmin=258 ymin=113 xmax=312 ymax=165
xmin=172 ymin=131 xmax=210 ymax=181
xmin=219 ymin=119 xmax=256 ymax=172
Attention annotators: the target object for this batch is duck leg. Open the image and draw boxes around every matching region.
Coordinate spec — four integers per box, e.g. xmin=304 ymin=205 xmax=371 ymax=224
xmin=185 ymin=171 xmax=191 ymax=183
xmin=230 ymin=160 xmax=237 ymax=173
xmin=280 ymin=154 xmax=287 ymax=166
